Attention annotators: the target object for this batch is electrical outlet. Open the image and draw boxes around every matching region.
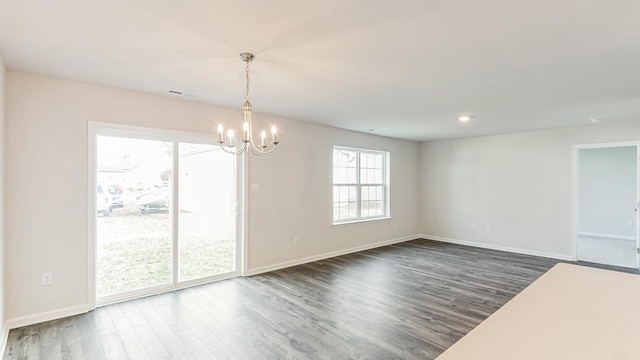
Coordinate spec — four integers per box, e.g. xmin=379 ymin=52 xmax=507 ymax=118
xmin=486 ymin=226 xmax=492 ymax=233
xmin=42 ymin=272 xmax=53 ymax=286
xmin=294 ymin=236 xmax=300 ymax=246
xmin=471 ymin=225 xmax=477 ymax=231
xmin=627 ymin=221 xmax=634 ymax=228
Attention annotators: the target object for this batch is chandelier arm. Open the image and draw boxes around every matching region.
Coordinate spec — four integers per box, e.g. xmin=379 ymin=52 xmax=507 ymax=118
xmin=220 ymin=146 xmax=239 ymax=155
xmin=219 ymin=139 xmax=276 ymax=156
xmin=250 ymin=143 xmax=278 ymax=155
xmin=246 ymin=123 xmax=265 ymax=154
xmin=244 ymin=110 xmax=270 ymax=155
xmin=248 ymin=146 xmax=262 ymax=156
xmin=260 ymin=145 xmax=278 ymax=154
xmin=219 ymin=142 xmax=246 ymax=156
xmin=249 ymin=144 xmax=264 ymax=155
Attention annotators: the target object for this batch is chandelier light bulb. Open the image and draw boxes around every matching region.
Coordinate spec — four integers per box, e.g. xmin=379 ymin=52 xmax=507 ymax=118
xmin=217 ymin=124 xmax=224 ymax=143
xmin=242 ymin=121 xmax=249 ymax=141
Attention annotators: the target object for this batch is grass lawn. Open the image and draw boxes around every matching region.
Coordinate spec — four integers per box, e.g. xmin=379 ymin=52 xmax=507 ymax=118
xmin=96 ymin=197 xmax=235 ymax=297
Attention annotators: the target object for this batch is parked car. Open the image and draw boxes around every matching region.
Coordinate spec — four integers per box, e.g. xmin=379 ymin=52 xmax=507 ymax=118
xmin=108 ymin=185 xmax=124 ymax=209
xmin=97 ymin=184 xmax=113 ymax=216
xmin=136 ymin=186 xmax=169 ymax=214
xmin=109 ymin=183 xmax=123 ymax=195
xmin=110 ymin=194 xmax=124 ymax=208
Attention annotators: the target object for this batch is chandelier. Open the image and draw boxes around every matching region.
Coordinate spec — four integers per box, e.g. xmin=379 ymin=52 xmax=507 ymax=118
xmin=216 ymin=52 xmax=279 ymax=155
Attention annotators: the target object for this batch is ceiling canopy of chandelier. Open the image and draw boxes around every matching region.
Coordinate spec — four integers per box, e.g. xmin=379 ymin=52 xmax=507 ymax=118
xmin=216 ymin=52 xmax=279 ymax=156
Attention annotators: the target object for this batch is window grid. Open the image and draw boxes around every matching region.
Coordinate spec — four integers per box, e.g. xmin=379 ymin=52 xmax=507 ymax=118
xmin=333 ymin=147 xmax=388 ymax=223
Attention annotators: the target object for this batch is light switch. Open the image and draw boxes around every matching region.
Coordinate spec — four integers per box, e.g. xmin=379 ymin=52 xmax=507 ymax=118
xmin=251 ymin=184 xmax=260 ymax=193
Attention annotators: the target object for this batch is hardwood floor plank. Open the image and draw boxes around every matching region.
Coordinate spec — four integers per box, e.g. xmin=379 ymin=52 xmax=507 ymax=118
xmin=7 ymin=239 xmax=621 ymax=360
xmin=199 ymin=334 xmax=239 ymax=360
xmin=173 ymin=329 xmax=219 ymax=360
xmin=4 ymin=328 xmax=24 ymax=360
xmin=161 ymin=340 xmax=197 ymax=360
xmin=124 ymin=306 xmax=169 ymax=359
xmin=95 ymin=308 xmax=128 ymax=359
xmin=111 ymin=316 xmax=151 ymax=360
xmin=59 ymin=318 xmax=84 ymax=360
xmin=73 ymin=313 xmax=106 ymax=360
xmin=133 ymin=298 xmax=181 ymax=347
xmin=37 ymin=320 xmax=62 ymax=360
xmin=18 ymin=325 xmax=41 ymax=360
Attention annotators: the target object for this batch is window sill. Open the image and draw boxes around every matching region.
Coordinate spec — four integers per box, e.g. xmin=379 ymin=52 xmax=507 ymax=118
xmin=332 ymin=217 xmax=392 ymax=226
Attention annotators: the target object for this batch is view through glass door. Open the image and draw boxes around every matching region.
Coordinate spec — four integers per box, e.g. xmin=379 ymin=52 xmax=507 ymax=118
xmin=95 ymin=133 xmax=239 ymax=303
xmin=178 ymin=142 xmax=237 ymax=281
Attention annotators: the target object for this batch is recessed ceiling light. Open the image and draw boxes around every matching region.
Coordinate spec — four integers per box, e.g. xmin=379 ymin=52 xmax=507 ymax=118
xmin=458 ymin=115 xmax=472 ymax=122
xmin=368 ymin=129 xmax=377 ymax=132
xmin=590 ymin=117 xmax=603 ymax=123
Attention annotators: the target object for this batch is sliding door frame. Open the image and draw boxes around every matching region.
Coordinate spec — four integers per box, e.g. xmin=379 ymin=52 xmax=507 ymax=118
xmin=88 ymin=121 xmax=246 ymax=309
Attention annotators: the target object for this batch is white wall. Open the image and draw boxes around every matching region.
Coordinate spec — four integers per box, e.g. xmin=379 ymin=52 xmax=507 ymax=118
xmin=4 ymin=71 xmax=419 ymax=322
xmin=420 ymin=120 xmax=640 ymax=259
xmin=247 ymin=118 xmax=419 ymax=270
xmin=0 ymin=56 xmax=6 ymax=340
xmin=578 ymin=146 xmax=637 ymax=238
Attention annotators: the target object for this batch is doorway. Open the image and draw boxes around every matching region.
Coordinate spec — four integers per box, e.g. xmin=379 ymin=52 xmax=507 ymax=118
xmin=575 ymin=143 xmax=639 ymax=268
xmin=89 ymin=124 xmax=243 ymax=306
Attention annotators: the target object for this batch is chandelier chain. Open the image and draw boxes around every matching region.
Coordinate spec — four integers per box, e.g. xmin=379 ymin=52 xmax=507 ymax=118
xmin=245 ymin=59 xmax=250 ymax=102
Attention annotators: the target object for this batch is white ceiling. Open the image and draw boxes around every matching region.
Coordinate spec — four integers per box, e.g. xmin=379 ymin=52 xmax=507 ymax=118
xmin=1 ymin=0 xmax=640 ymax=141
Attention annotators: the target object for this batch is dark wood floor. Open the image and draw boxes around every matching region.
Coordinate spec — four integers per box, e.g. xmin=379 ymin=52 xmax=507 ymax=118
xmin=4 ymin=239 xmax=565 ymax=359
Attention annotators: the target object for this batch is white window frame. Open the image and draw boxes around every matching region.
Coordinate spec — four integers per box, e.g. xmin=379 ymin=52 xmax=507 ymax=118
xmin=332 ymin=146 xmax=390 ymax=224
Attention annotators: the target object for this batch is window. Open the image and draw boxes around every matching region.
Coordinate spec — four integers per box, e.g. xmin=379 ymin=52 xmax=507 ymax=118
xmin=333 ymin=146 xmax=389 ymax=223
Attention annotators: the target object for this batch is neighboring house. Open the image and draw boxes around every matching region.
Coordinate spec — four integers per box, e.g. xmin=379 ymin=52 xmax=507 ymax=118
xmin=97 ymin=163 xmax=129 ymax=189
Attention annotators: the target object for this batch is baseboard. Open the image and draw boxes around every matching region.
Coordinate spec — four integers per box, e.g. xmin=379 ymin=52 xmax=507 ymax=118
xmin=0 ymin=322 xmax=8 ymax=358
xmin=578 ymin=232 xmax=635 ymax=241
xmin=246 ymin=235 xmax=419 ymax=276
xmin=5 ymin=304 xmax=90 ymax=330
xmin=420 ymin=234 xmax=573 ymax=261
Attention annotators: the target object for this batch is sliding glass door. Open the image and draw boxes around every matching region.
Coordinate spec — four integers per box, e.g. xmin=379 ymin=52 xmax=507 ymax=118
xmin=178 ymin=142 xmax=237 ymax=281
xmin=94 ymin=128 xmax=241 ymax=304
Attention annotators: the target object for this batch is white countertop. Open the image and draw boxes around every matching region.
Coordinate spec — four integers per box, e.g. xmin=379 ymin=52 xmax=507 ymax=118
xmin=436 ymin=263 xmax=640 ymax=360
